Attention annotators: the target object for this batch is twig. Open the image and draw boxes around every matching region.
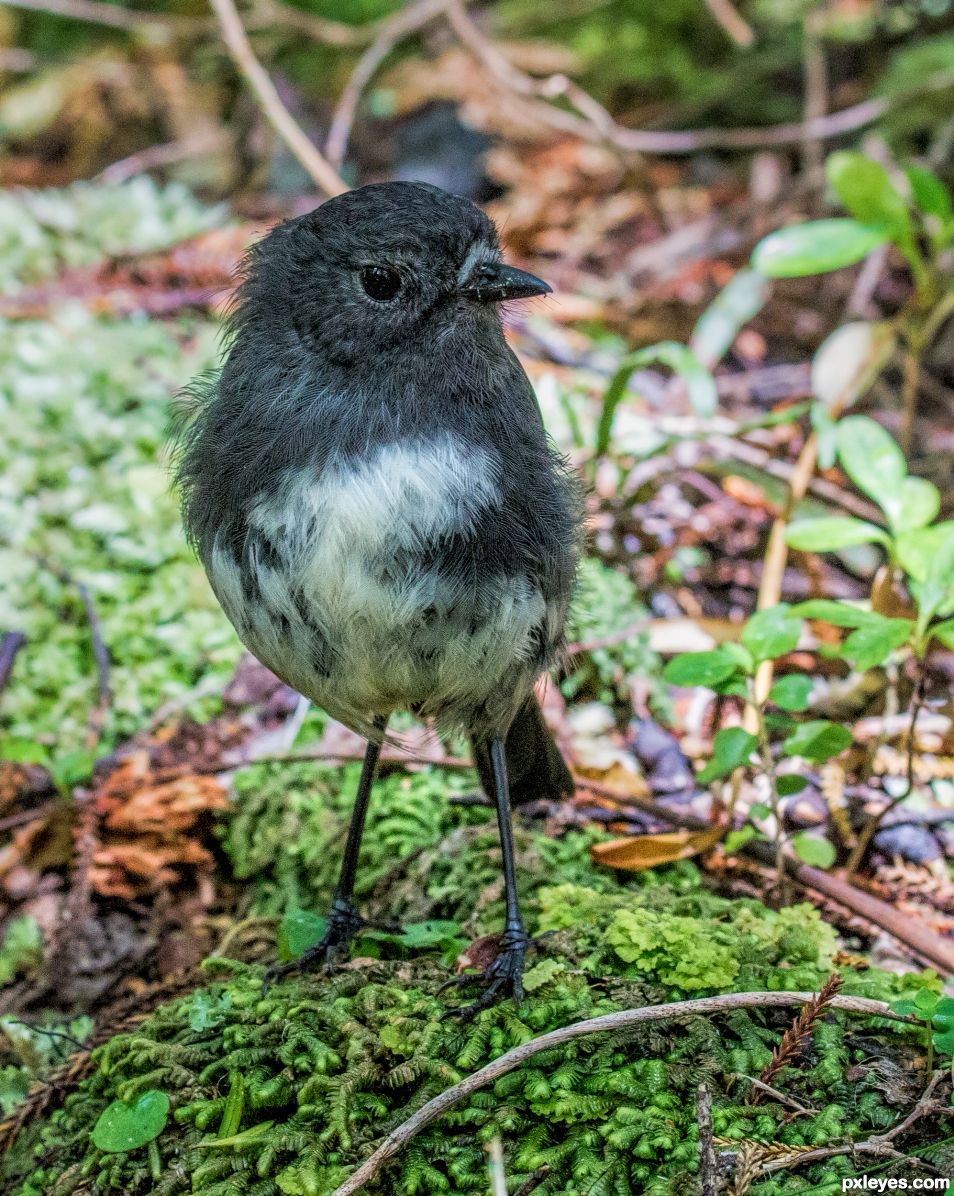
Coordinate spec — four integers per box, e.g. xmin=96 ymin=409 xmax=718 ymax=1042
xmin=702 ymin=0 xmax=754 ymax=46
xmin=208 ymin=0 xmax=348 ymax=196
xmin=761 ymin=1068 xmax=947 ymax=1174
xmin=0 ymin=631 xmax=26 ymax=697
xmin=95 ymin=133 xmax=227 ymax=184
xmin=845 ymin=665 xmax=927 ymax=878
xmin=445 ymin=1 xmax=954 ymax=155
xmin=800 ymin=7 xmax=828 ymax=184
xmin=511 ymin=1168 xmax=550 ymax=1196
xmin=566 ymin=618 xmax=649 ymax=656
xmin=324 ymin=0 xmax=446 ymax=169
xmin=328 ymin=991 xmax=913 ymax=1196
xmin=742 ymin=1076 xmax=815 ymax=1113
xmin=0 ymin=0 xmax=192 ymax=30
xmin=697 ymin=1083 xmax=720 ymax=1196
xmin=751 ymin=973 xmax=841 ymax=1102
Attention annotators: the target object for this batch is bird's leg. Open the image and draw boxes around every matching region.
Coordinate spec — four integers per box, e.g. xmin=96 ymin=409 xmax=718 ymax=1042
xmin=446 ymin=735 xmax=532 ymax=1018
xmin=263 ymin=719 xmax=386 ymax=989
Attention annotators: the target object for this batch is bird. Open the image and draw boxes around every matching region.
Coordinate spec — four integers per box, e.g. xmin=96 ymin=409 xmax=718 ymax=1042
xmin=174 ymin=181 xmax=583 ymax=1013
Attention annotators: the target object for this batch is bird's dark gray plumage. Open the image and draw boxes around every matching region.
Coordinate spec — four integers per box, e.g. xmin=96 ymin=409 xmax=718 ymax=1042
xmin=174 ymin=181 xmax=583 ymax=1011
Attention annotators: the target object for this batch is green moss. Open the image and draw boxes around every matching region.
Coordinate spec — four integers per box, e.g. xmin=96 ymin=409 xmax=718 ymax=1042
xmin=5 ymin=808 xmax=944 ymax=1196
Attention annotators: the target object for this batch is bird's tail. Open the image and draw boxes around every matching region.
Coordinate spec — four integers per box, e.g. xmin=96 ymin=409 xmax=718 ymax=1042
xmin=473 ymin=694 xmax=574 ymax=807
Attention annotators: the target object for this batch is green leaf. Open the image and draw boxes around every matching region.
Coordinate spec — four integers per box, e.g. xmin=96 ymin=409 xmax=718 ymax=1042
xmin=929 ymin=618 xmax=954 ymax=649
xmin=906 ymin=164 xmax=952 ymax=222
xmin=397 ymin=920 xmax=463 ymax=950
xmin=826 ymin=152 xmax=912 ymax=245
xmin=751 ymin=219 xmax=889 ymax=278
xmin=880 ymin=477 xmax=941 ymax=535
xmin=785 ymin=517 xmax=889 ymax=553
xmin=895 ymin=522 xmax=954 ymax=584
xmin=776 ymin=774 xmax=808 ymax=796
xmin=783 ymin=720 xmax=852 ymax=762
xmin=931 ymin=1028 xmax=954 ymax=1056
xmin=769 ymin=674 xmax=812 ymax=711
xmin=689 ymin=270 xmax=771 ymax=368
xmin=741 ymin=604 xmax=801 ymax=662
xmin=724 ymin=826 xmax=758 ymax=852
xmin=914 ymin=988 xmax=941 ymax=1015
xmin=836 ymin=416 xmax=907 ymax=506
xmin=889 ymin=998 xmax=917 ymax=1018
xmin=698 ymin=727 xmax=757 ymax=783
xmin=791 ymin=832 xmax=836 ymax=869
xmin=839 ymin=619 xmax=913 ymax=670
xmin=749 ymin=802 xmax=773 ymax=819
xmin=277 ymin=909 xmax=326 ymax=963
xmin=792 ymin=599 xmax=883 ymax=628
xmin=92 ymin=1090 xmax=170 ymax=1154
xmin=663 ymin=650 xmax=740 ymax=689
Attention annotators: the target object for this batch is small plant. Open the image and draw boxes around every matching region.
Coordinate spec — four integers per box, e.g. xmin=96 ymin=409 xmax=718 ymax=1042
xmin=663 ymin=606 xmax=848 ymax=878
xmin=891 ymin=988 xmax=954 ymax=1077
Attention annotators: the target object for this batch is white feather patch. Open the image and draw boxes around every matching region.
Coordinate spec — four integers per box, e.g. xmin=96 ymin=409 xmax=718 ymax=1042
xmin=207 ymin=433 xmax=548 ymax=733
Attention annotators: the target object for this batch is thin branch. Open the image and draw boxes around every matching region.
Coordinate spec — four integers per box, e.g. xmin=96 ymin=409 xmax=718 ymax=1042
xmin=702 ymin=0 xmax=754 ymax=47
xmin=697 ymin=1083 xmax=721 ymax=1196
xmin=446 ymin=0 xmax=954 ymax=155
xmin=0 ymin=0 xmax=193 ymax=30
xmin=96 ymin=133 xmax=227 ymax=184
xmin=761 ymin=1069 xmax=947 ymax=1175
xmin=208 ymin=0 xmax=348 ymax=197
xmin=325 ymin=0 xmax=447 ymax=169
xmin=329 ymin=991 xmax=912 ymax=1196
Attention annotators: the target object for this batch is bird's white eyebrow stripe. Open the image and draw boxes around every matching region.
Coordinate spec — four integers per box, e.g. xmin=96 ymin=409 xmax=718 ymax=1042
xmin=456 ymin=239 xmax=497 ymax=284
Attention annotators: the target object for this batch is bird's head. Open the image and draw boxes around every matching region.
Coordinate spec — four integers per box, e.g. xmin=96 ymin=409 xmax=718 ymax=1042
xmin=230 ymin=181 xmax=550 ymax=365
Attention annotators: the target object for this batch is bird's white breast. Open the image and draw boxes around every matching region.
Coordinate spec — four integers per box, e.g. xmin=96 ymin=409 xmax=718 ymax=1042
xmin=206 ymin=434 xmax=546 ymax=730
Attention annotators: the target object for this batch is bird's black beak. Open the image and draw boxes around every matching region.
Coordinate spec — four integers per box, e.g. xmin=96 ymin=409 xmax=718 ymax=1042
xmin=460 ymin=261 xmax=552 ymax=304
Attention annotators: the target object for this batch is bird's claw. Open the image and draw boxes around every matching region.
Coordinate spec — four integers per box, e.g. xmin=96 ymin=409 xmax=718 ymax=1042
xmin=261 ymin=899 xmax=366 ymax=993
xmin=441 ymin=927 xmax=535 ymax=1020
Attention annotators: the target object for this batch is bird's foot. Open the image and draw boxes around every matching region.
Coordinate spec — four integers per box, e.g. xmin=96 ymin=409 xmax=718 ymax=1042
xmin=262 ymin=898 xmax=368 ymax=992
xmin=441 ymin=927 xmax=538 ymax=1020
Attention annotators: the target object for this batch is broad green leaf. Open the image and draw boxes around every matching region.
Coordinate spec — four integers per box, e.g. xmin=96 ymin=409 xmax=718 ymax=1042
xmin=750 ymin=802 xmax=773 ymax=819
xmin=690 ymin=270 xmax=771 ymax=368
xmin=741 ymin=604 xmax=801 ymax=662
xmin=398 ymin=920 xmax=463 ymax=949
xmin=277 ymin=908 xmax=326 ymax=962
xmin=725 ymin=827 xmax=758 ymax=852
xmin=791 ymin=832 xmax=836 ymax=869
xmin=929 ymin=618 xmax=954 ymax=649
xmin=776 ymin=774 xmax=808 ymax=796
xmin=931 ymin=1028 xmax=954 ymax=1056
xmin=769 ymin=674 xmax=812 ymax=711
xmin=792 ymin=599 xmax=884 ymax=628
xmin=92 ymin=1090 xmax=170 ymax=1153
xmin=906 ymin=164 xmax=952 ymax=222
xmin=895 ymin=522 xmax=954 ymax=583
xmin=785 ymin=517 xmax=889 ymax=553
xmin=839 ymin=619 xmax=913 ymax=670
xmin=827 ymin=152 xmax=912 ymax=245
xmin=836 ymin=415 xmax=906 ymax=505
xmin=880 ymin=477 xmax=941 ymax=535
xmin=810 ymin=321 xmax=895 ymax=415
xmin=915 ymin=988 xmax=941 ymax=1015
xmin=783 ymin=720 xmax=852 ymax=762
xmin=698 ymin=727 xmax=758 ymax=783
xmin=663 ymin=650 xmax=740 ymax=689
xmin=751 ymin=219 xmax=888 ymax=278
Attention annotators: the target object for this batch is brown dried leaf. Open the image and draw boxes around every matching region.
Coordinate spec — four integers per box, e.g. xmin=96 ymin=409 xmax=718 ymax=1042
xmin=590 ymin=824 xmax=724 ymax=870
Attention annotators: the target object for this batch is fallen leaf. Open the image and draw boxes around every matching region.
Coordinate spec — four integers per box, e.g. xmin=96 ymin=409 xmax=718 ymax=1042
xmin=590 ymin=823 xmax=725 ymax=870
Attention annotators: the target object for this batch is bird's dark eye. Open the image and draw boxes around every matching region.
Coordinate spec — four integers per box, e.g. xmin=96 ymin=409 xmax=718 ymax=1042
xmin=359 ymin=265 xmax=402 ymax=301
